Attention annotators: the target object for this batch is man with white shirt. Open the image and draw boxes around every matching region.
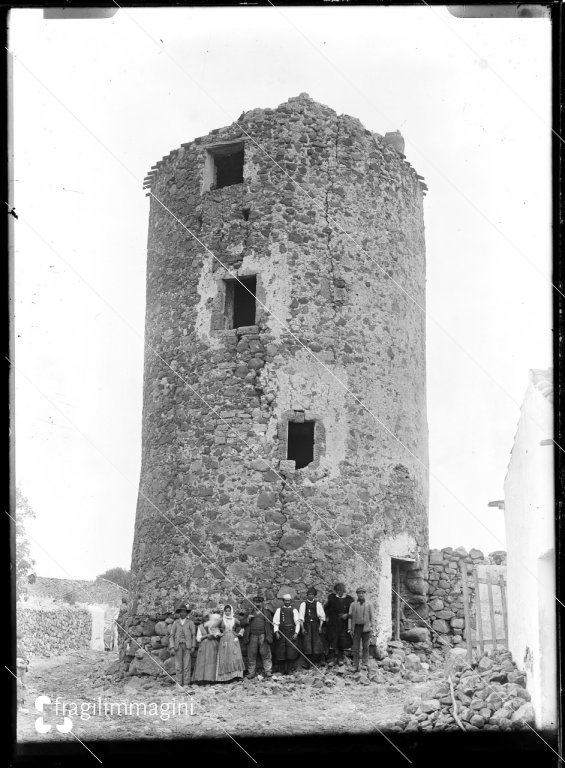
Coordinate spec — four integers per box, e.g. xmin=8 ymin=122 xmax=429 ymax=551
xmin=273 ymin=593 xmax=301 ymax=675
xmin=298 ymin=587 xmax=326 ymax=667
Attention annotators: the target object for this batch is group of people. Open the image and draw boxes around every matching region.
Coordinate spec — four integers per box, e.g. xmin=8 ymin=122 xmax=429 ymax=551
xmin=168 ymin=583 xmax=375 ymax=688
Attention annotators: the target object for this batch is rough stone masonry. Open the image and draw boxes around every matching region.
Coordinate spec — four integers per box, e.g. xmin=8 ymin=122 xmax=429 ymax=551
xmin=128 ymin=93 xmax=429 ymax=646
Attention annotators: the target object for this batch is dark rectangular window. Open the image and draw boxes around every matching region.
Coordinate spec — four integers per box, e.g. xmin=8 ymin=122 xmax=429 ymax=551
xmin=205 ymin=143 xmax=244 ymax=190
xmin=215 ymin=148 xmax=244 ymax=188
xmin=224 ymin=275 xmax=256 ymax=328
xmin=287 ymin=420 xmax=315 ymax=469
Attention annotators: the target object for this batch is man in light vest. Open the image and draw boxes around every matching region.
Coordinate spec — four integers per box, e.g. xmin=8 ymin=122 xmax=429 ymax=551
xmin=273 ymin=594 xmax=301 ymax=675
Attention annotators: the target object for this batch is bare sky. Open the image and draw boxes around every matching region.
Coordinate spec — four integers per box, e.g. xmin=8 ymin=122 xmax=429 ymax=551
xmin=12 ymin=7 xmax=552 ymax=580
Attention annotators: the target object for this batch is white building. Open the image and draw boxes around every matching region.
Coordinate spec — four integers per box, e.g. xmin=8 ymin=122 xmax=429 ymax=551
xmin=503 ymin=368 xmax=556 ymax=729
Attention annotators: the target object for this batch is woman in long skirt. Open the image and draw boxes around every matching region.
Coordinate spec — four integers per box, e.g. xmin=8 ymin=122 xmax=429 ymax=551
xmin=216 ymin=605 xmax=245 ymax=683
xmin=192 ymin=613 xmax=221 ymax=684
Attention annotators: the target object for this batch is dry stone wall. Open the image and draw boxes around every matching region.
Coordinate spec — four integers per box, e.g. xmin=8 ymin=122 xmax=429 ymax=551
xmin=25 ymin=576 xmax=126 ymax=605
xmin=18 ymin=605 xmax=91 ymax=658
xmin=128 ymin=93 xmax=428 ymax=636
xmin=426 ymin=547 xmax=506 ymax=648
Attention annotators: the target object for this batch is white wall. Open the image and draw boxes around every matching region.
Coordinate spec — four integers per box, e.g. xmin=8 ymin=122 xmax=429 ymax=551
xmin=503 ymin=371 xmax=556 ymax=729
xmin=87 ymin=605 xmax=106 ymax=651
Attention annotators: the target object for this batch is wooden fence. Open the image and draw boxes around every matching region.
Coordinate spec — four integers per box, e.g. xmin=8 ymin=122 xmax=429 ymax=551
xmin=460 ymin=561 xmax=508 ymax=662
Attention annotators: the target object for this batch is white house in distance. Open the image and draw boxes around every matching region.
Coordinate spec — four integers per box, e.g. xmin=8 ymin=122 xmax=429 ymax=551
xmin=503 ymin=368 xmax=556 ymax=730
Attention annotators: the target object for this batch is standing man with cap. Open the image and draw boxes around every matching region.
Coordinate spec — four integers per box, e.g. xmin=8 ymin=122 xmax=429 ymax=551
xmin=298 ymin=587 xmax=326 ymax=667
xmin=348 ymin=588 xmax=374 ymax=672
xmin=242 ymin=595 xmax=273 ymax=679
xmin=273 ymin=594 xmax=301 ymax=675
xmin=169 ymin=603 xmax=196 ymax=688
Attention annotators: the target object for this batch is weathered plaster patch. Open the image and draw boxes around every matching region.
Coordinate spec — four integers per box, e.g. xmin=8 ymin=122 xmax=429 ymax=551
xmin=270 ymin=353 xmax=349 ymax=478
xmin=241 ymin=247 xmax=290 ymax=341
xmin=194 ymin=253 xmax=223 ymax=349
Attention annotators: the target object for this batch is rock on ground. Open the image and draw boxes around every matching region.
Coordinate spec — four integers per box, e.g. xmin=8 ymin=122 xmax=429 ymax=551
xmin=16 ymin=649 xmax=440 ymax=742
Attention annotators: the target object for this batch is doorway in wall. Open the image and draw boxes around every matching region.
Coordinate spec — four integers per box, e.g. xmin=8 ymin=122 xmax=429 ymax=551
xmin=390 ymin=558 xmax=413 ymax=640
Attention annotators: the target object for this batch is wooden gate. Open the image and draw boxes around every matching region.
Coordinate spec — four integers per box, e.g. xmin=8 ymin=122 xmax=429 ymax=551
xmin=460 ymin=562 xmax=508 ymax=662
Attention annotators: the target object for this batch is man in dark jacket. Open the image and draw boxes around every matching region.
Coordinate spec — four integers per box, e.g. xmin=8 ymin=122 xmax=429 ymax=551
xmin=324 ymin=583 xmax=354 ymax=664
xmin=299 ymin=587 xmax=327 ymax=667
xmin=242 ymin=595 xmax=273 ymax=679
xmin=168 ymin=604 xmax=196 ymax=687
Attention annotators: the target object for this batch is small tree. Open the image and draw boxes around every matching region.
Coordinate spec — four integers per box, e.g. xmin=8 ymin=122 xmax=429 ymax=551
xmin=62 ymin=590 xmax=77 ymax=605
xmin=96 ymin=567 xmax=130 ymax=590
xmin=15 ymin=487 xmax=36 ymax=600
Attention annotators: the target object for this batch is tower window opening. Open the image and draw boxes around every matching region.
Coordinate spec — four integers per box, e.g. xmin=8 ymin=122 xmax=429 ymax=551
xmin=224 ymin=275 xmax=256 ymax=328
xmin=242 ymin=208 xmax=250 ymax=221
xmin=205 ymin=142 xmax=244 ymax=191
xmin=287 ymin=420 xmax=315 ymax=469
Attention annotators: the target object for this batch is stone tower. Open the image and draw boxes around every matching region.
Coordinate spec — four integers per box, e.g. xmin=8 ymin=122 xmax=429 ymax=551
xmin=129 ymin=94 xmax=429 ymax=644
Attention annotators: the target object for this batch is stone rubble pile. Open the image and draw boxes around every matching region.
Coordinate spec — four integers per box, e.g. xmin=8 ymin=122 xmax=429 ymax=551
xmin=488 ymin=551 xmax=507 ymax=566
xmin=379 ymin=638 xmax=444 ymax=681
xmin=115 ymin=614 xmax=184 ymax=678
xmin=393 ymin=647 xmax=535 ymax=732
xmin=108 ymin=628 xmax=441 ymax=692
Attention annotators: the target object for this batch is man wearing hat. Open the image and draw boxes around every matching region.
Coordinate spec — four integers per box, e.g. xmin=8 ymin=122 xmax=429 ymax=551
xmin=273 ymin=594 xmax=301 ymax=674
xmin=298 ymin=587 xmax=327 ymax=667
xmin=347 ymin=588 xmax=374 ymax=672
xmin=168 ymin=603 xmax=196 ymax=688
xmin=242 ymin=595 xmax=273 ymax=679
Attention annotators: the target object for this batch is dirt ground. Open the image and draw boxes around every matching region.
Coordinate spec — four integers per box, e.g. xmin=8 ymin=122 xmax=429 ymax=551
xmin=16 ymin=649 xmax=443 ymax=745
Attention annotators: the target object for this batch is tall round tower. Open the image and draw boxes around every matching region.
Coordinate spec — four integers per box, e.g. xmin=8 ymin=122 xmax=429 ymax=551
xmin=129 ymin=93 xmax=429 ymax=645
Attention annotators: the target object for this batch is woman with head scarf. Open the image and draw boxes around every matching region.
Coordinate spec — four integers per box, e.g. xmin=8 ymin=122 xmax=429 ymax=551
xmin=216 ymin=604 xmax=245 ymax=682
xmin=192 ymin=612 xmax=222 ymax=684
